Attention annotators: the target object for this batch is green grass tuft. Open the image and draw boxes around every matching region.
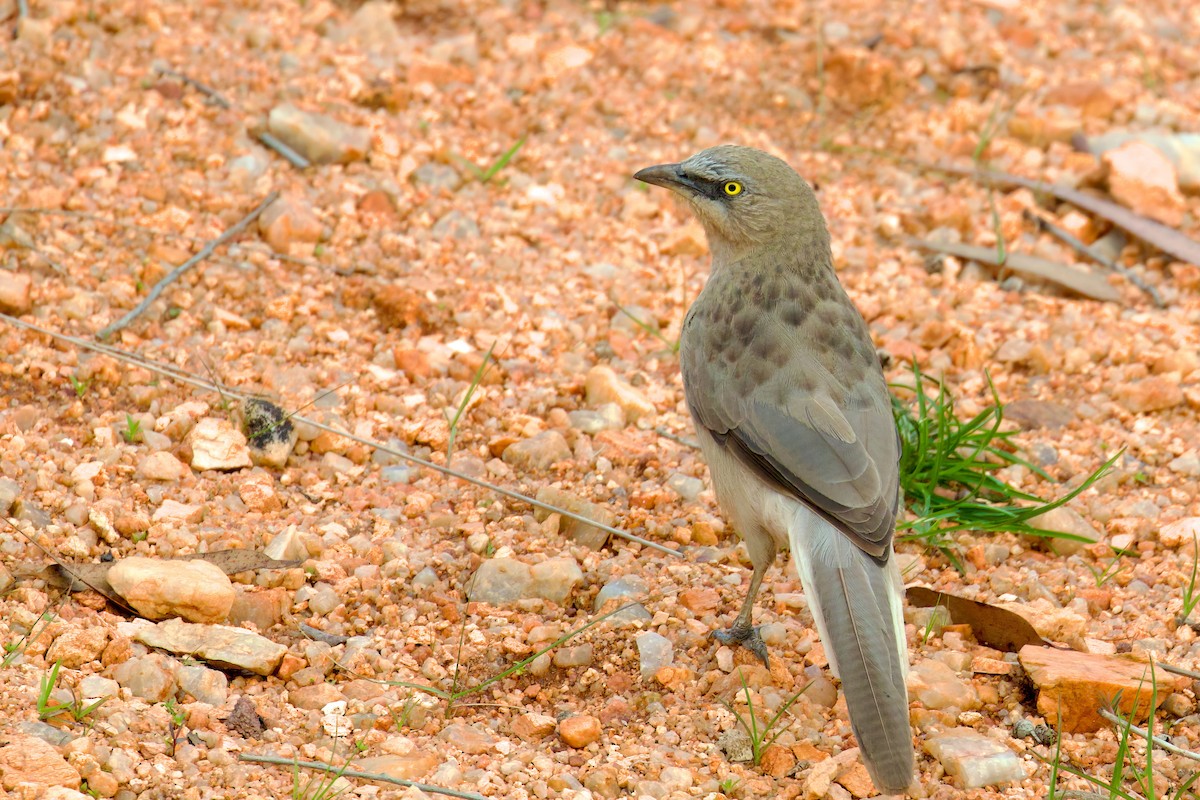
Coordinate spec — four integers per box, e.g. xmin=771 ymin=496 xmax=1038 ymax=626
xmin=892 ymin=361 xmax=1118 ymax=562
xmin=37 ymin=660 xmax=108 ymax=724
xmin=723 ymin=669 xmax=808 ymax=767
xmin=459 ymin=136 xmax=527 ymax=184
xmin=446 ymin=341 xmax=497 ymax=463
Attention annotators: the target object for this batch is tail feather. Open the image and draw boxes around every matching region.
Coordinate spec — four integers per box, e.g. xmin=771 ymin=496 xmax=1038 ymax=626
xmin=790 ymin=509 xmax=914 ymax=794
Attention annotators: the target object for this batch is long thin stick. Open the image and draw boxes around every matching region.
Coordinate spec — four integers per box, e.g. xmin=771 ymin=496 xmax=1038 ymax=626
xmin=96 ymin=192 xmax=279 ymax=340
xmin=154 ymin=66 xmax=232 ymax=109
xmin=1159 ymin=662 xmax=1200 ymax=681
xmin=257 ymin=131 xmax=311 ymax=169
xmin=1097 ymin=707 xmax=1200 ymax=762
xmin=0 ymin=313 xmax=679 ymax=557
xmin=1023 ymin=209 xmax=1164 ymax=307
xmin=237 ymin=754 xmax=487 ymax=800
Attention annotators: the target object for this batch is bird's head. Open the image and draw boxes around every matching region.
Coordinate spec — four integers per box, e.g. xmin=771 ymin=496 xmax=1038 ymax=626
xmin=634 ymin=145 xmax=828 ymax=263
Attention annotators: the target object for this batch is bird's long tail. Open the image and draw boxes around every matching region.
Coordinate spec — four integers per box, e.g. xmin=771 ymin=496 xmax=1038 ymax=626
xmin=789 ymin=509 xmax=914 ymax=794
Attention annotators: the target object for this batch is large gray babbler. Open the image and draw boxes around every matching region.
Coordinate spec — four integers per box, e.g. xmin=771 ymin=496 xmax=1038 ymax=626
xmin=636 ymin=145 xmax=914 ymax=794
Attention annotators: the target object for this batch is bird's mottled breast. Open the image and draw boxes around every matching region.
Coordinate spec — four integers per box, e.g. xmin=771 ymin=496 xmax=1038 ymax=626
xmin=682 ymin=261 xmax=878 ymax=400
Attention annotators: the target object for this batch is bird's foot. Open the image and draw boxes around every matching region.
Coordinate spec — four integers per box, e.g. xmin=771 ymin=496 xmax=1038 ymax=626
xmin=711 ymin=623 xmax=770 ymax=667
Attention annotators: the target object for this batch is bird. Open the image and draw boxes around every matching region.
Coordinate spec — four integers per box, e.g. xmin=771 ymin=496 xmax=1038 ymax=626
xmin=634 ymin=145 xmax=914 ymax=794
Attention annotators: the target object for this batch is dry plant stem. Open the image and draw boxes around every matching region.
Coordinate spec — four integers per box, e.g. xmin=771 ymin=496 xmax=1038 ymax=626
xmin=1023 ymin=209 xmax=1165 ymax=307
xmin=96 ymin=191 xmax=280 ymax=339
xmin=1159 ymin=662 xmax=1200 ymax=681
xmin=1096 ymin=707 xmax=1200 ymax=762
xmin=654 ymin=426 xmax=700 ymax=449
xmin=237 ymin=754 xmax=486 ymax=800
xmin=257 ymin=131 xmax=311 ymax=169
xmin=0 ymin=313 xmax=679 ymax=557
xmin=287 ymin=415 xmax=679 ymax=555
xmin=154 ymin=66 xmax=232 ymax=108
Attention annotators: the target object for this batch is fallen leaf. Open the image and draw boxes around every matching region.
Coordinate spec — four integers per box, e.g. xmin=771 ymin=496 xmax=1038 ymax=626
xmin=177 ymin=549 xmax=301 ymax=575
xmin=907 ymin=586 xmax=1048 ymax=652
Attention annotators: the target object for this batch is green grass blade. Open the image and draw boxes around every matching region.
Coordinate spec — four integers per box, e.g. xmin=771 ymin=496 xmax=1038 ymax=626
xmin=480 ymin=136 xmax=526 ymax=183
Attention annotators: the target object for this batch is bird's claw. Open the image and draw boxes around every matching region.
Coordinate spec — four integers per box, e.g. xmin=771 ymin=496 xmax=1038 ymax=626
xmin=711 ymin=624 xmax=770 ymax=667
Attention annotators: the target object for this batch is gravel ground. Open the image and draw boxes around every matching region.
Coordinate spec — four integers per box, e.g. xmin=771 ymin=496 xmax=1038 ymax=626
xmin=2 ymin=0 xmax=1200 ymax=798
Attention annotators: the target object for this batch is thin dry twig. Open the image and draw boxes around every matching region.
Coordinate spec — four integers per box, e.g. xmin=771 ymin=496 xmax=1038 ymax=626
xmin=95 ymin=191 xmax=279 ymax=340
xmin=238 ymin=754 xmax=487 ymax=800
xmin=1023 ymin=209 xmax=1164 ymax=307
xmin=0 ymin=313 xmax=680 ymax=557
xmin=1097 ymin=707 xmax=1200 ymax=762
xmin=655 ymin=426 xmax=699 ymax=450
xmin=1159 ymin=662 xmax=1200 ymax=681
xmin=154 ymin=66 xmax=232 ymax=109
xmin=257 ymin=131 xmax=311 ymax=169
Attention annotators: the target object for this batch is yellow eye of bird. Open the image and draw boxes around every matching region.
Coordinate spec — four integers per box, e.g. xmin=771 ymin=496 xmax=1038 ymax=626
xmin=723 ymin=181 xmax=742 ymax=196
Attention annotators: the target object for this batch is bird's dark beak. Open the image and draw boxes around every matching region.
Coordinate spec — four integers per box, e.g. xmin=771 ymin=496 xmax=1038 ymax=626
xmin=634 ymin=163 xmax=696 ymax=195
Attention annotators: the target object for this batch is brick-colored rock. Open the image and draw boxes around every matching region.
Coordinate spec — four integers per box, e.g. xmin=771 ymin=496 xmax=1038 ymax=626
xmin=354 ymin=752 xmax=440 ymax=782
xmin=1019 ymin=645 xmax=1189 ymax=732
xmin=759 ymin=743 xmax=795 ymax=778
xmin=679 ymin=587 xmax=720 ymax=614
xmin=0 ymin=734 xmax=81 ymax=791
xmin=238 ymin=471 xmax=281 ymax=512
xmin=276 ymin=653 xmax=305 ymax=681
xmin=258 ymin=195 xmax=323 ymax=255
xmin=0 ymin=270 xmax=33 ymax=314
xmin=653 ymin=665 xmax=694 ymax=690
xmin=511 ymin=712 xmax=557 ymax=741
xmin=1044 ymin=81 xmax=1119 ymax=120
xmin=1114 ymin=376 xmax=1185 ymax=414
xmin=46 ymin=627 xmax=109 ymax=668
xmin=1104 ymin=140 xmax=1186 ymax=227
xmin=836 ymin=762 xmax=877 ymax=799
xmin=971 ymin=657 xmax=1014 ymax=676
xmin=558 ymin=714 xmax=602 ymax=748
xmin=393 ymin=347 xmax=432 ymax=380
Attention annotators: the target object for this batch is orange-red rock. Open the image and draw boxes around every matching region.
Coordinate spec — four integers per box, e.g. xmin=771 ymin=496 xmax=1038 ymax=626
xmin=1019 ymin=645 xmax=1189 ymax=732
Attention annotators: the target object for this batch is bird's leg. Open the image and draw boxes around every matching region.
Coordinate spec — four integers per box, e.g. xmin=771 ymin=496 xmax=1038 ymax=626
xmin=711 ymin=559 xmax=771 ymax=667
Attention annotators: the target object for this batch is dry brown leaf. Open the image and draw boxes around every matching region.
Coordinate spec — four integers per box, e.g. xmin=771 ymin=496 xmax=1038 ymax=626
xmin=907 ymin=586 xmax=1048 ymax=652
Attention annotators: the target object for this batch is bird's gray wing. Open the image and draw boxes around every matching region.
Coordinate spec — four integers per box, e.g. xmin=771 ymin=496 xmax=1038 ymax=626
xmin=682 ymin=317 xmax=900 ymax=557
